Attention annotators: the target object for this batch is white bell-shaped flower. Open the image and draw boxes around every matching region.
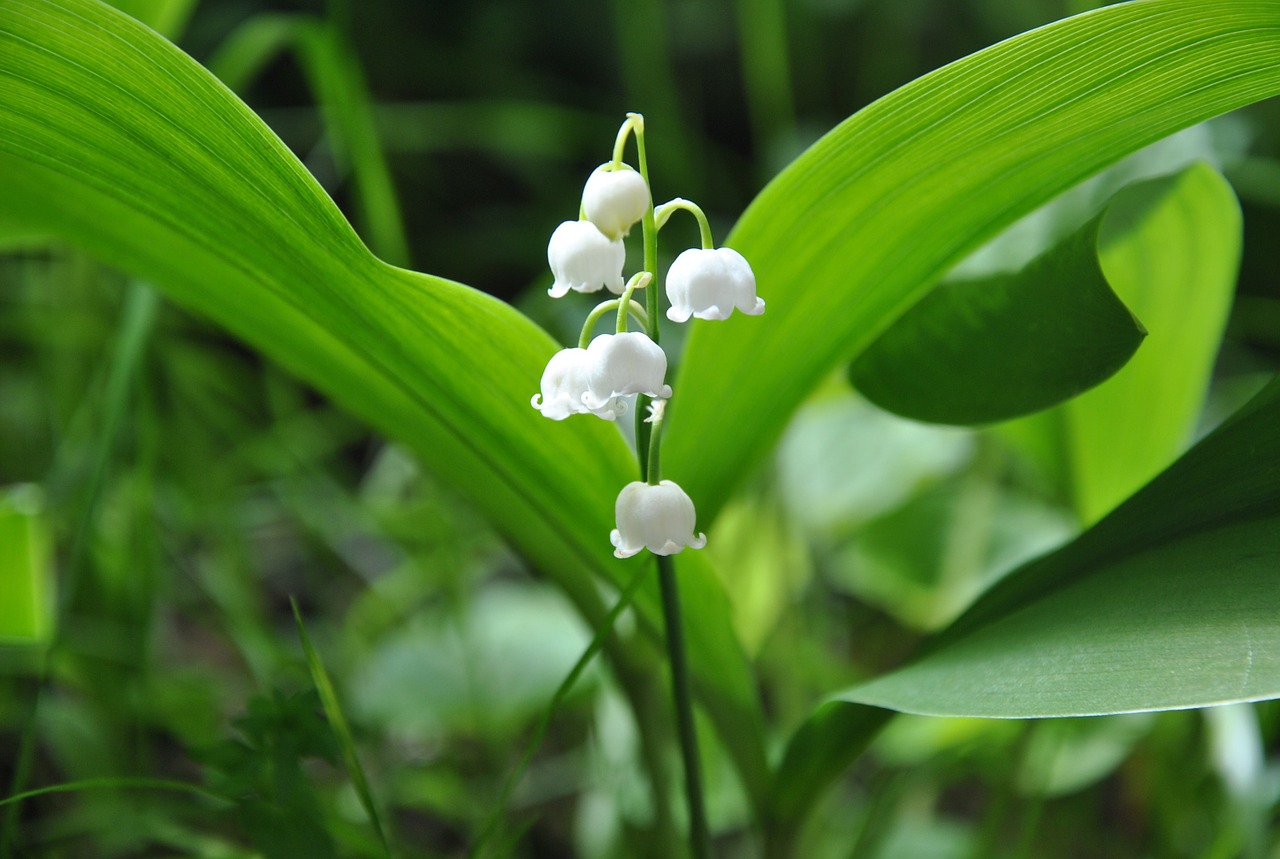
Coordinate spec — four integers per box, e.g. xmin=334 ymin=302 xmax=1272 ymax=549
xmin=546 ymin=220 xmax=626 ymax=298
xmin=583 ymin=166 xmax=650 ymax=240
xmin=610 ymin=480 xmax=707 ymax=558
xmin=531 ymin=347 xmax=626 ymax=421
xmin=665 ymin=247 xmax=765 ymax=322
xmin=582 ymin=332 xmax=672 ymax=411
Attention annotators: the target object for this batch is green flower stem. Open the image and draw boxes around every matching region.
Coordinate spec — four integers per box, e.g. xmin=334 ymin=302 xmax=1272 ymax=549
xmin=611 ymin=113 xmax=645 ymax=169
xmin=579 ymin=298 xmax=650 ymax=349
xmin=616 ymin=272 xmax=653 ymax=334
xmin=645 ymin=411 xmax=663 ymax=485
xmin=633 ymin=113 xmax=661 ymax=480
xmin=658 ymin=553 xmax=711 ymax=859
xmin=622 ymin=112 xmax=711 ymax=859
xmin=654 ymin=197 xmax=715 ymax=250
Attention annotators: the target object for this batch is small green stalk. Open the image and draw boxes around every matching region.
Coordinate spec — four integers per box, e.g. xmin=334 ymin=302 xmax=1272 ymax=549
xmin=611 ymin=113 xmax=645 ymax=169
xmin=658 ymin=554 xmax=710 ymax=859
xmin=633 ymin=114 xmax=661 ymax=479
xmin=654 ymin=198 xmax=715 ymax=249
xmin=616 ymin=272 xmax=653 ymax=334
xmin=645 ymin=411 xmax=664 ymax=486
xmin=579 ymin=297 xmax=649 ymax=349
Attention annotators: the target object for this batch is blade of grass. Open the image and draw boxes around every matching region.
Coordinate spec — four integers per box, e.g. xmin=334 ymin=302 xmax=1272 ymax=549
xmin=293 ymin=20 xmax=412 ymax=267
xmin=0 ymin=777 xmax=231 ymax=808
xmin=0 ymin=486 xmax=53 ymax=644
xmin=291 ymin=598 xmax=393 ymax=859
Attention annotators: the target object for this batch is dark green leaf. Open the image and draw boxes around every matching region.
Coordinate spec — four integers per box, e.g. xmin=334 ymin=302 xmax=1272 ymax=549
xmin=850 ymin=204 xmax=1145 ymax=425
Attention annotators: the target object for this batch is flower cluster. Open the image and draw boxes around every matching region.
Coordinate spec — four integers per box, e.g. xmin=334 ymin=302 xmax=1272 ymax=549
xmin=531 ymin=114 xmax=765 ymax=559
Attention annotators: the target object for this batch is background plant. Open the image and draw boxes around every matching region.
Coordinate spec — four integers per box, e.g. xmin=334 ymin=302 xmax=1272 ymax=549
xmin=2 ymin=0 xmax=1280 ymax=857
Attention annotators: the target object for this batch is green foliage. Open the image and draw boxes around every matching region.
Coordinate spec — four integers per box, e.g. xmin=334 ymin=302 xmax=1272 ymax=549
xmin=770 ymin=376 xmax=1280 ymax=843
xmin=850 ymin=200 xmax=1145 ymax=425
xmin=1059 ymin=163 xmax=1242 ymax=521
xmin=293 ymin=600 xmax=391 ymax=856
xmin=2 ymin=0 xmax=1279 ymax=856
xmin=666 ymin=0 xmax=1280 ymax=521
xmin=0 ymin=0 xmax=767 ymax=808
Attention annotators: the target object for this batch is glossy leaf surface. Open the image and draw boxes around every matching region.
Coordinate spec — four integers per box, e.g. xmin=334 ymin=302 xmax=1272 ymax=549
xmin=845 ymin=376 xmax=1280 ymax=717
xmin=850 ymin=207 xmax=1144 ymax=425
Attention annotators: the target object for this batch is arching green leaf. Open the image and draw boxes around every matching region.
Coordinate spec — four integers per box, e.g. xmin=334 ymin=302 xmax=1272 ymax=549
xmin=0 ymin=0 xmax=768 ymax=806
xmin=666 ymin=0 xmax=1280 ymax=523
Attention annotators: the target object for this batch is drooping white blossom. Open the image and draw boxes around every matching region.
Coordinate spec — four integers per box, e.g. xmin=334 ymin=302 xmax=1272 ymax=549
xmin=665 ymin=247 xmax=765 ymax=322
xmin=581 ymin=332 xmax=672 ymax=411
xmin=583 ymin=166 xmax=650 ymax=240
xmin=610 ymin=480 xmax=707 ymax=558
xmin=531 ymin=347 xmax=626 ymax=421
xmin=546 ymin=220 xmax=626 ymax=298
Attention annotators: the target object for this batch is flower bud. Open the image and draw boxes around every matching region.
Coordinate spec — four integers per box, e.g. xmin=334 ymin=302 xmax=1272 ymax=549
xmin=531 ymin=347 xmax=626 ymax=421
xmin=547 ymin=220 xmax=626 ymax=298
xmin=583 ymin=166 xmax=650 ymax=240
xmin=665 ymin=247 xmax=765 ymax=322
xmin=610 ymin=480 xmax=707 ymax=558
xmin=582 ymin=332 xmax=672 ymax=411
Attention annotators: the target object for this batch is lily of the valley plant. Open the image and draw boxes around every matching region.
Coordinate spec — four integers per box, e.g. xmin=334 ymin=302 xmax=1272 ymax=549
xmin=531 ymin=113 xmax=764 ymax=857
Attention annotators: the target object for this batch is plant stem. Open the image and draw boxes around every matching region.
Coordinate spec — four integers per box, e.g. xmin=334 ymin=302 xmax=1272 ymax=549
xmin=633 ymin=114 xmax=660 ymax=478
xmin=645 ymin=413 xmax=663 ymax=484
xmin=619 ymin=113 xmax=708 ymax=856
xmin=579 ymin=298 xmax=649 ymax=349
xmin=657 ymin=554 xmax=711 ymax=859
xmin=616 ymin=272 xmax=652 ymax=333
xmin=654 ymin=197 xmax=715 ymax=249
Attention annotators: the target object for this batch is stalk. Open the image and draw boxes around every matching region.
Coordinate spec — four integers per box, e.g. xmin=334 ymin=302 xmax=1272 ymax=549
xmin=627 ymin=113 xmax=711 ymax=859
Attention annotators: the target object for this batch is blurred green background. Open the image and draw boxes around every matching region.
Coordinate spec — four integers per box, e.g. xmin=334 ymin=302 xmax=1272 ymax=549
xmin=3 ymin=0 xmax=1280 ymax=856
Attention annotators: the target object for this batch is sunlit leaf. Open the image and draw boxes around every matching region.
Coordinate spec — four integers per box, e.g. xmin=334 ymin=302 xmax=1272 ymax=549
xmin=1061 ymin=162 xmax=1241 ymax=522
xmin=0 ymin=0 xmax=767 ymax=807
xmin=666 ymin=0 xmax=1280 ymax=522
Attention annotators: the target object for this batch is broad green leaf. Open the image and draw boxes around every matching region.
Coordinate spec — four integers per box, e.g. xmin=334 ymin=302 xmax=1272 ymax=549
xmin=845 ymin=374 xmax=1280 ymax=718
xmin=666 ymin=0 xmax=1280 ymax=522
xmin=292 ymin=21 xmax=412 ymax=267
xmin=1062 ymin=163 xmax=1241 ymax=522
xmin=0 ymin=485 xmax=53 ymax=644
xmin=767 ymin=375 xmax=1280 ymax=846
xmin=206 ymin=13 xmax=302 ymax=93
xmin=209 ymin=14 xmax=412 ymax=265
xmin=849 ymin=205 xmax=1145 ymax=425
xmin=0 ymin=0 xmax=767 ymax=806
